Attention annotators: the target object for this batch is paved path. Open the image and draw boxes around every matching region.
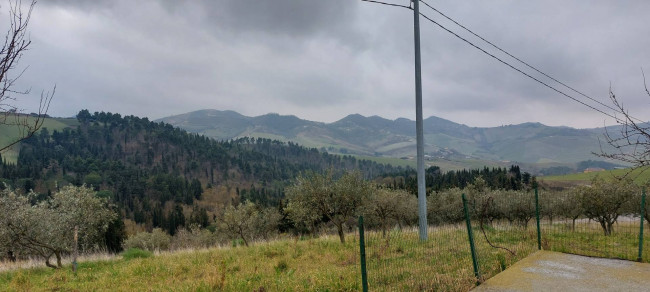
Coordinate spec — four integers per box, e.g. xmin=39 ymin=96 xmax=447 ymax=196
xmin=472 ymin=251 xmax=650 ymax=291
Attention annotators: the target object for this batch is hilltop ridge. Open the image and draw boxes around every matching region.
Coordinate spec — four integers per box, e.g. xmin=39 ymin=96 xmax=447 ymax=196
xmin=157 ymin=109 xmax=622 ymax=166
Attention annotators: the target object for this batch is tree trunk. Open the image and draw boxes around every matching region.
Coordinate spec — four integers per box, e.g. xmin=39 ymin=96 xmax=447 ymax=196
xmin=337 ymin=223 xmax=345 ymax=244
xmin=572 ymin=218 xmax=576 ymax=231
xmin=239 ymin=231 xmax=249 ymax=247
xmin=45 ymin=254 xmax=57 ymax=269
xmin=606 ymin=221 xmax=614 ymax=236
xmin=7 ymin=250 xmax=16 ymax=262
xmin=599 ymin=220 xmax=609 ymax=236
xmin=55 ymin=250 xmax=63 ymax=268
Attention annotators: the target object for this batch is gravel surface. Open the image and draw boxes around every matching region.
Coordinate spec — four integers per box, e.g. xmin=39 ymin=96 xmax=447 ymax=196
xmin=472 ymin=251 xmax=650 ymax=292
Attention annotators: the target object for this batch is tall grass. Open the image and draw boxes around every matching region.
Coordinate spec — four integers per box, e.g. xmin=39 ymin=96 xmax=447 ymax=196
xmin=0 ymin=235 xmax=361 ymax=291
xmin=2 ymin=219 xmax=648 ymax=291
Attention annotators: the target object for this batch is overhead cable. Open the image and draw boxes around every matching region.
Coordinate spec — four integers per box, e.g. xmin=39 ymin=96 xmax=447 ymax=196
xmin=420 ymin=0 xmax=643 ymax=123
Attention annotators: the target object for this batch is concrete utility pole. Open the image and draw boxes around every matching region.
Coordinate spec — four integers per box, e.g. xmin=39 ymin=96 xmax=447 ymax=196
xmin=413 ymin=0 xmax=428 ymax=241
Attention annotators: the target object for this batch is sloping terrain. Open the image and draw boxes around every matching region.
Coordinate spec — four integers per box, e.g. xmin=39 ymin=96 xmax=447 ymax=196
xmin=158 ymin=109 xmax=621 ymax=165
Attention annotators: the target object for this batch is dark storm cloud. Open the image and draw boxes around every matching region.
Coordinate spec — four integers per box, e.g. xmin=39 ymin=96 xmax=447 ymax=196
xmin=45 ymin=0 xmax=359 ymax=37
xmin=205 ymin=0 xmax=357 ymax=37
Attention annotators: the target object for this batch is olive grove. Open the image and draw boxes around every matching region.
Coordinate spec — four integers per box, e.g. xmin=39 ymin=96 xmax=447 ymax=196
xmin=0 ymin=185 xmax=116 ymax=268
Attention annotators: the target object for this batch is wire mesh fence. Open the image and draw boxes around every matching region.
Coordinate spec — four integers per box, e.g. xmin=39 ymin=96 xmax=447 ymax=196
xmin=467 ymin=190 xmax=538 ymax=283
xmin=539 ymin=186 xmax=649 ymax=263
xmin=360 ymin=222 xmax=476 ymax=291
xmin=358 ymin=183 xmax=649 ymax=291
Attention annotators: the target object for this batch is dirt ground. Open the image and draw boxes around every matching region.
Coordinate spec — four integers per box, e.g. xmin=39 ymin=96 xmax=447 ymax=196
xmin=472 ymin=251 xmax=650 ymax=292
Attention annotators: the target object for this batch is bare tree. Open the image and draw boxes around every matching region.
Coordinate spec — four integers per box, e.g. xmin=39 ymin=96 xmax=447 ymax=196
xmin=0 ymin=0 xmax=54 ymax=152
xmin=596 ymin=70 xmax=650 ymax=167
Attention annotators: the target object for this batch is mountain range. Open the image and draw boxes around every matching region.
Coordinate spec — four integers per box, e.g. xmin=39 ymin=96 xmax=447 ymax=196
xmin=156 ymin=109 xmax=623 ymax=170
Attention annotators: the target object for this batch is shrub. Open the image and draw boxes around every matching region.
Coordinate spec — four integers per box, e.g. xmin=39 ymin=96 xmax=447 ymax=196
xmin=123 ymin=228 xmax=171 ymax=251
xmin=170 ymin=225 xmax=217 ymax=250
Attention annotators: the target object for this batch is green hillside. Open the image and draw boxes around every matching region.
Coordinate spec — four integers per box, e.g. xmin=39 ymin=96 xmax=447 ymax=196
xmin=541 ymin=167 xmax=650 ymax=185
xmin=0 ymin=117 xmax=76 ymax=164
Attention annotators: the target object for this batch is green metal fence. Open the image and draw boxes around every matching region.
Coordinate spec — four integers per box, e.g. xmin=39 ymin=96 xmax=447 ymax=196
xmin=358 ymin=186 xmax=650 ymax=291
xmin=539 ymin=187 xmax=649 ymax=263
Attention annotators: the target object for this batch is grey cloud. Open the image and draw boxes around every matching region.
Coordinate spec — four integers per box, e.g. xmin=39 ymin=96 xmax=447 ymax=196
xmin=209 ymin=0 xmax=357 ymax=37
xmin=12 ymin=0 xmax=650 ymax=128
xmin=45 ymin=0 xmax=359 ymax=38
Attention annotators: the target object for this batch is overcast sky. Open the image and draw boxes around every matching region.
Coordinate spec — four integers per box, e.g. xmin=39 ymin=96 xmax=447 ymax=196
xmin=5 ymin=0 xmax=650 ymax=128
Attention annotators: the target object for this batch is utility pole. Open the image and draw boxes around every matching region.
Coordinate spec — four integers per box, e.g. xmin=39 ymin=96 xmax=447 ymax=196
xmin=413 ymin=0 xmax=428 ymax=241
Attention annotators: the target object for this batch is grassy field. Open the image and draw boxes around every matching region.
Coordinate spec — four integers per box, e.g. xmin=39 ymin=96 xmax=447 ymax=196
xmin=0 ymin=228 xmax=523 ymax=292
xmin=1 ymin=219 xmax=649 ymax=292
xmin=541 ymin=167 xmax=650 ymax=185
xmin=0 ymin=235 xmax=362 ymax=292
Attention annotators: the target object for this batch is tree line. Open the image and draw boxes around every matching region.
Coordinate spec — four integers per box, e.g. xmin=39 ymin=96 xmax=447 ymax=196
xmin=379 ymin=164 xmax=537 ymax=194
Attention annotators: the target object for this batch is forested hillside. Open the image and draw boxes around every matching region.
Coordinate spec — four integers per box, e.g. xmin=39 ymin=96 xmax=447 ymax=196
xmin=0 ymin=110 xmax=405 ymax=234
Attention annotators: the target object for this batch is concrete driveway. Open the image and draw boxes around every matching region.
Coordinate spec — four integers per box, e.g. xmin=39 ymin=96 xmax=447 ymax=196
xmin=472 ymin=251 xmax=650 ymax=291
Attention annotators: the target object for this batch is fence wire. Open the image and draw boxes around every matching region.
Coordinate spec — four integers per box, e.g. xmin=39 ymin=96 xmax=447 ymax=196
xmin=358 ymin=186 xmax=649 ymax=291
xmin=362 ymin=224 xmax=475 ymax=291
xmin=539 ymin=189 xmax=649 ymax=263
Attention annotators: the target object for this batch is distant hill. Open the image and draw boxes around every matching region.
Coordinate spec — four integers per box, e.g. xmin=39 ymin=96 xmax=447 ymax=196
xmin=157 ymin=109 xmax=623 ymax=166
xmin=0 ymin=110 xmax=404 ymax=234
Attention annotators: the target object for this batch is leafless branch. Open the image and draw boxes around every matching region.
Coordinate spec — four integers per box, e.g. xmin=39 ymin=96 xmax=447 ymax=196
xmin=595 ymin=70 xmax=650 ymax=169
xmin=0 ymin=0 xmax=55 ymax=153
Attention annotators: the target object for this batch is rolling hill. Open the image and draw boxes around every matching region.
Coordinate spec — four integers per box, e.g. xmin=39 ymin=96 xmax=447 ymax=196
xmin=157 ymin=109 xmax=623 ymax=168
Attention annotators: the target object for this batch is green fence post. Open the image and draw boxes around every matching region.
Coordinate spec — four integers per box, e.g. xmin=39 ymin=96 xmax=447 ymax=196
xmin=639 ymin=189 xmax=646 ymax=262
xmin=358 ymin=216 xmax=368 ymax=292
xmin=462 ymin=193 xmax=480 ymax=282
xmin=535 ymin=187 xmax=541 ymax=250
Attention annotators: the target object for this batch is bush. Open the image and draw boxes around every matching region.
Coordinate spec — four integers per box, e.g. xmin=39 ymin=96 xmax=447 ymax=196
xmin=121 ymin=248 xmax=153 ymax=260
xmin=170 ymin=225 xmax=217 ymax=250
xmin=123 ymin=228 xmax=171 ymax=251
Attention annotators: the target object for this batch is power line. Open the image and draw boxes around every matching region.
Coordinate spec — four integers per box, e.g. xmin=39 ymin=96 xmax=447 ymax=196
xmin=359 ymin=0 xmax=411 ymax=10
xmin=415 ymin=10 xmax=623 ymax=122
xmin=360 ymin=0 xmax=627 ymax=123
xmin=419 ymin=0 xmax=644 ymax=124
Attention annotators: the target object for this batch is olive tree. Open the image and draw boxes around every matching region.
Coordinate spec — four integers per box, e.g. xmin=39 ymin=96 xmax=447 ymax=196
xmin=578 ymin=177 xmax=637 ymax=235
xmin=427 ymin=187 xmax=464 ymax=225
xmin=367 ymin=188 xmax=416 ymax=237
xmin=285 ymin=171 xmax=372 ymax=244
xmin=0 ymin=185 xmax=117 ymax=268
xmin=499 ymin=190 xmax=535 ymax=228
xmin=217 ymin=201 xmax=279 ymax=247
xmin=552 ymin=190 xmax=584 ymax=231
